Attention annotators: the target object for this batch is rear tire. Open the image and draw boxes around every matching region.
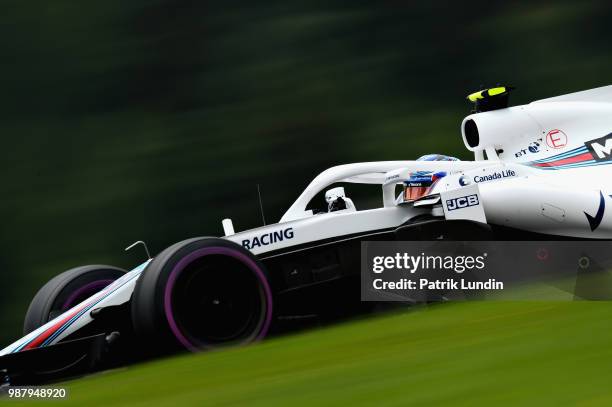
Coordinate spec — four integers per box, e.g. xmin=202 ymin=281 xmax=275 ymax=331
xmin=23 ymin=265 xmax=126 ymax=335
xmin=131 ymin=238 xmax=273 ymax=352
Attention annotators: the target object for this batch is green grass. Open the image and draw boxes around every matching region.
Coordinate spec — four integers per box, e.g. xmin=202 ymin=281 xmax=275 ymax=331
xmin=10 ymin=301 xmax=612 ymax=406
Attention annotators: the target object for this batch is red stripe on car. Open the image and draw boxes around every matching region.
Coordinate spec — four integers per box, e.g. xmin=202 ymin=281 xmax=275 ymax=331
xmin=21 ymin=303 xmax=91 ymax=350
xmin=532 ymin=152 xmax=593 ymax=167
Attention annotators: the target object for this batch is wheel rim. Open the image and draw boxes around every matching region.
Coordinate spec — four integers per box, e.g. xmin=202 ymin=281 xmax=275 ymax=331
xmin=164 ymin=247 xmax=273 ymax=351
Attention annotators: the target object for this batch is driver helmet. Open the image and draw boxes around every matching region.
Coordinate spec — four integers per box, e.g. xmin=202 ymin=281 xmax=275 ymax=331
xmin=416 ymin=154 xmax=459 ymax=162
xmin=403 ymin=154 xmax=459 ymax=202
xmin=403 ymin=171 xmax=447 ymax=201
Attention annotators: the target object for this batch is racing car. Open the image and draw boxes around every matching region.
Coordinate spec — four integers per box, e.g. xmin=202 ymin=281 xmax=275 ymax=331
xmin=2 ymin=84 xmax=612 ymax=384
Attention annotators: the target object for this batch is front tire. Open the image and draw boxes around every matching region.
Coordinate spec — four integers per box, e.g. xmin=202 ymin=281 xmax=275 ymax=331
xmin=23 ymin=265 xmax=126 ymax=335
xmin=131 ymin=238 xmax=273 ymax=352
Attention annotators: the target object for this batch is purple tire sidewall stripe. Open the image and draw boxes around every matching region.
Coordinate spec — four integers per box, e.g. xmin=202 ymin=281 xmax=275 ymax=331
xmin=40 ymin=273 xmax=140 ymax=347
xmin=61 ymin=280 xmax=115 ymax=311
xmin=163 ymin=247 xmax=273 ymax=352
xmin=15 ymin=271 xmax=142 ymax=352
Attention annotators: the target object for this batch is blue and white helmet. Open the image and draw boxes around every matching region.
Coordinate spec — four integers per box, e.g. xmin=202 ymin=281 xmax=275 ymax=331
xmin=416 ymin=154 xmax=459 ymax=162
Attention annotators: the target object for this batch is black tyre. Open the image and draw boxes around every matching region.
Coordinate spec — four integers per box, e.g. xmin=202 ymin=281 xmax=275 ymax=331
xmin=23 ymin=265 xmax=126 ymax=335
xmin=131 ymin=238 xmax=273 ymax=352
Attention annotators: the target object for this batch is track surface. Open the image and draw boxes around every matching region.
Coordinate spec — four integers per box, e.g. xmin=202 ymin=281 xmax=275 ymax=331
xmin=10 ymin=301 xmax=612 ymax=406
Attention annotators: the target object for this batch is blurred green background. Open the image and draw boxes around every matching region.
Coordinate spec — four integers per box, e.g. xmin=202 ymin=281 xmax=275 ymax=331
xmin=1 ymin=0 xmax=611 ymax=345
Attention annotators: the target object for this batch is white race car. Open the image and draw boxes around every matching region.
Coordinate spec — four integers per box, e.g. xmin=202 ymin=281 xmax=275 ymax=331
xmin=1 ymin=84 xmax=611 ymax=384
